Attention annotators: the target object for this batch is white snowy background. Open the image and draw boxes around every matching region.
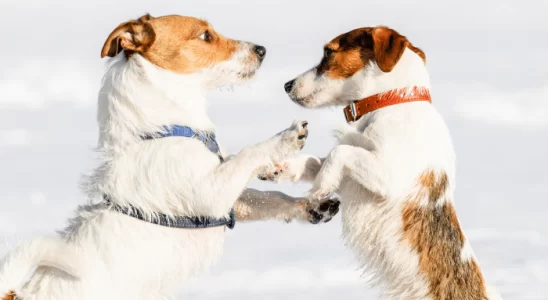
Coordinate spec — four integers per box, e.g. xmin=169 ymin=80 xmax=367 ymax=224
xmin=1 ymin=0 xmax=547 ymax=299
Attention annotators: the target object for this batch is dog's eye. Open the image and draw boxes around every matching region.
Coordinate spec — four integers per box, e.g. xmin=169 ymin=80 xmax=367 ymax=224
xmin=324 ymin=48 xmax=333 ymax=59
xmin=199 ymin=30 xmax=212 ymax=42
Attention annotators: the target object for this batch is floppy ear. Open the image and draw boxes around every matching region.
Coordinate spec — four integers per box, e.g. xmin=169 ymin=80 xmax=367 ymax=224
xmin=100 ymin=15 xmax=156 ymax=58
xmin=371 ymin=26 xmax=409 ymax=72
xmin=137 ymin=13 xmax=154 ymax=22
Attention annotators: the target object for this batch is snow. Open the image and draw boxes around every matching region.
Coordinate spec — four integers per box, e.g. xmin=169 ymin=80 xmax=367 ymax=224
xmin=0 ymin=0 xmax=547 ymax=299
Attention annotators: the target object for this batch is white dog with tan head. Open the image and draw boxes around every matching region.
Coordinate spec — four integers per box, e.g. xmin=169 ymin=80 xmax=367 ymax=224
xmin=264 ymin=26 xmax=502 ymax=299
xmin=0 ymin=14 xmax=340 ymax=300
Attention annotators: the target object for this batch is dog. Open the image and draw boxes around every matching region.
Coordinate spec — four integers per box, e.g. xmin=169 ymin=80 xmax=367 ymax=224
xmin=262 ymin=26 xmax=503 ymax=299
xmin=0 ymin=14 xmax=339 ymax=300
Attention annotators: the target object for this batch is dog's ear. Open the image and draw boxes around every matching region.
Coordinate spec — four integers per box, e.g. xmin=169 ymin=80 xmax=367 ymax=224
xmin=371 ymin=26 xmax=409 ymax=72
xmin=137 ymin=13 xmax=154 ymax=22
xmin=100 ymin=14 xmax=156 ymax=58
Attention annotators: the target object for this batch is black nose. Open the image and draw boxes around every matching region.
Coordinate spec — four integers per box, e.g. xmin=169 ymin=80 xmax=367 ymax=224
xmin=284 ymin=79 xmax=295 ymax=93
xmin=254 ymin=45 xmax=266 ymax=60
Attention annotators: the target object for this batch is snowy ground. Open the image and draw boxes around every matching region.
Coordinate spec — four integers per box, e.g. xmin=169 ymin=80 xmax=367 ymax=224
xmin=1 ymin=0 xmax=547 ymax=299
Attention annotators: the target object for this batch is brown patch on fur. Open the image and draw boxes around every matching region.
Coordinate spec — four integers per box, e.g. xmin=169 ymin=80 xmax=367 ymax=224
xmin=408 ymin=43 xmax=426 ymax=63
xmin=2 ymin=291 xmax=16 ymax=300
xmin=319 ymin=26 xmax=426 ymax=78
xmin=419 ymin=170 xmax=449 ymax=203
xmin=137 ymin=13 xmax=154 ymax=22
xmin=402 ymin=170 xmax=488 ymax=299
xmin=100 ymin=16 xmax=156 ymax=58
xmin=101 ymin=14 xmax=238 ymax=74
xmin=370 ymin=26 xmax=410 ymax=72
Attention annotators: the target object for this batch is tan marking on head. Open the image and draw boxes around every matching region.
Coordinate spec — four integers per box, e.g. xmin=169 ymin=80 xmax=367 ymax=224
xmin=318 ymin=26 xmax=427 ymax=79
xmin=101 ymin=14 xmax=238 ymax=74
xmin=402 ymin=170 xmax=488 ymax=299
xmin=2 ymin=291 xmax=16 ymax=300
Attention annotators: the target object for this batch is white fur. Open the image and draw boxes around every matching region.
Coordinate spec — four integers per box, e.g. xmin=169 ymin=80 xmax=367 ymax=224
xmin=281 ymin=47 xmax=501 ymax=299
xmin=0 ymin=40 xmax=308 ymax=299
xmin=0 ymin=238 xmax=82 ymax=294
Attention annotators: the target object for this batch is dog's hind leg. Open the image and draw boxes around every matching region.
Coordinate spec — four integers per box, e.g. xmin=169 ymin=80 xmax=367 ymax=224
xmin=0 ymin=237 xmax=82 ymax=297
xmin=234 ymin=188 xmax=339 ymax=224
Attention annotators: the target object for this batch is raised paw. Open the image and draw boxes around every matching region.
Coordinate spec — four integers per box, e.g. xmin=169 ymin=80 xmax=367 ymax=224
xmin=257 ymin=162 xmax=289 ymax=181
xmin=283 ymin=120 xmax=308 ymax=152
xmin=270 ymin=120 xmax=308 ymax=162
xmin=306 ymin=198 xmax=340 ymax=224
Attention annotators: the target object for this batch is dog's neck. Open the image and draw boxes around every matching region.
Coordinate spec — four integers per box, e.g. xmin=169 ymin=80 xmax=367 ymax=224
xmin=340 ymin=49 xmax=432 ymax=129
xmin=97 ymin=54 xmax=215 ymax=149
xmin=343 ymin=87 xmax=432 ymax=123
xmin=349 ymin=48 xmax=431 ymax=106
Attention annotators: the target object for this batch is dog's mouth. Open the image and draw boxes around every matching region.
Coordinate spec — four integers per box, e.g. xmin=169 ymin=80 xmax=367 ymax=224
xmin=291 ymin=89 xmax=322 ymax=108
xmin=292 ymin=96 xmax=310 ymax=107
xmin=237 ymin=69 xmax=257 ymax=80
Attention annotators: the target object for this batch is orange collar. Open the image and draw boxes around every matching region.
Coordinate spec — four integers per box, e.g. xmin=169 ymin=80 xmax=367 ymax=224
xmin=343 ymin=87 xmax=431 ymax=123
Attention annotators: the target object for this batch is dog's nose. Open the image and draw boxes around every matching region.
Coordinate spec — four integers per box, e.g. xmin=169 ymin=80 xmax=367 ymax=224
xmin=253 ymin=45 xmax=266 ymax=61
xmin=284 ymin=79 xmax=295 ymax=93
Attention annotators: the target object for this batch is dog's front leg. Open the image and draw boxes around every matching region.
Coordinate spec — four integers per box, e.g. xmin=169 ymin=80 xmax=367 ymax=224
xmin=309 ymin=145 xmax=386 ymax=201
xmin=233 ymin=188 xmax=340 ymax=224
xmin=196 ymin=121 xmax=309 ymax=210
xmin=257 ymin=154 xmax=324 ymax=183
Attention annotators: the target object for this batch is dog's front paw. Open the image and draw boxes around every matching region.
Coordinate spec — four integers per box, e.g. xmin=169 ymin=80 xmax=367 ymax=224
xmin=308 ymin=169 xmax=341 ymax=201
xmin=270 ymin=120 xmax=308 ymax=162
xmin=306 ymin=198 xmax=340 ymax=224
xmin=309 ymin=188 xmax=333 ymax=201
xmin=309 ymin=182 xmax=338 ymax=201
xmin=257 ymin=162 xmax=289 ymax=182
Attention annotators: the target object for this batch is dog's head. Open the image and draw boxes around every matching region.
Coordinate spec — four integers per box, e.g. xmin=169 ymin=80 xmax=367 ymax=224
xmin=100 ymin=14 xmax=266 ymax=88
xmin=284 ymin=26 xmax=427 ymax=108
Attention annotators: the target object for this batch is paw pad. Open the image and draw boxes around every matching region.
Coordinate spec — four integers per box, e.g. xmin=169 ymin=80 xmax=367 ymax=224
xmin=307 ymin=198 xmax=340 ymax=224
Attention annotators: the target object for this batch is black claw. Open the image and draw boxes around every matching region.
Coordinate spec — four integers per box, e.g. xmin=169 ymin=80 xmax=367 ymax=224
xmin=323 ymin=217 xmax=333 ymax=223
xmin=302 ymin=121 xmax=308 ymax=128
xmin=258 ymin=175 xmax=267 ymax=180
xmin=298 ymin=134 xmax=307 ymax=140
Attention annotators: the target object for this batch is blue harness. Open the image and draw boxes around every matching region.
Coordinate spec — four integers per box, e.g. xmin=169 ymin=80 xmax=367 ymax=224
xmin=142 ymin=125 xmax=224 ymax=162
xmin=105 ymin=125 xmax=235 ymax=229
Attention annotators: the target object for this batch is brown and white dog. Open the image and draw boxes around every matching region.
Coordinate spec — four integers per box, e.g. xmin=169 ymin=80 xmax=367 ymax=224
xmin=263 ymin=26 xmax=503 ymax=299
xmin=0 ymin=14 xmax=339 ymax=300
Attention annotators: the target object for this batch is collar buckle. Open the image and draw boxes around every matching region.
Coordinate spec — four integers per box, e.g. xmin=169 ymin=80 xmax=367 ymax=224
xmin=350 ymin=102 xmax=357 ymax=120
xmin=344 ymin=102 xmax=358 ymax=123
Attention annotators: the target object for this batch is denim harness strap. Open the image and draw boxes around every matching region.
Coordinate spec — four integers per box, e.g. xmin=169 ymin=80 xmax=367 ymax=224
xmin=105 ymin=125 xmax=235 ymax=229
xmin=142 ymin=125 xmax=224 ymax=162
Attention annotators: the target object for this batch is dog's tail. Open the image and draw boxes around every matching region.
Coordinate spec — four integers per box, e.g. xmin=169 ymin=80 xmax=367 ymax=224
xmin=0 ymin=237 xmax=82 ymax=296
